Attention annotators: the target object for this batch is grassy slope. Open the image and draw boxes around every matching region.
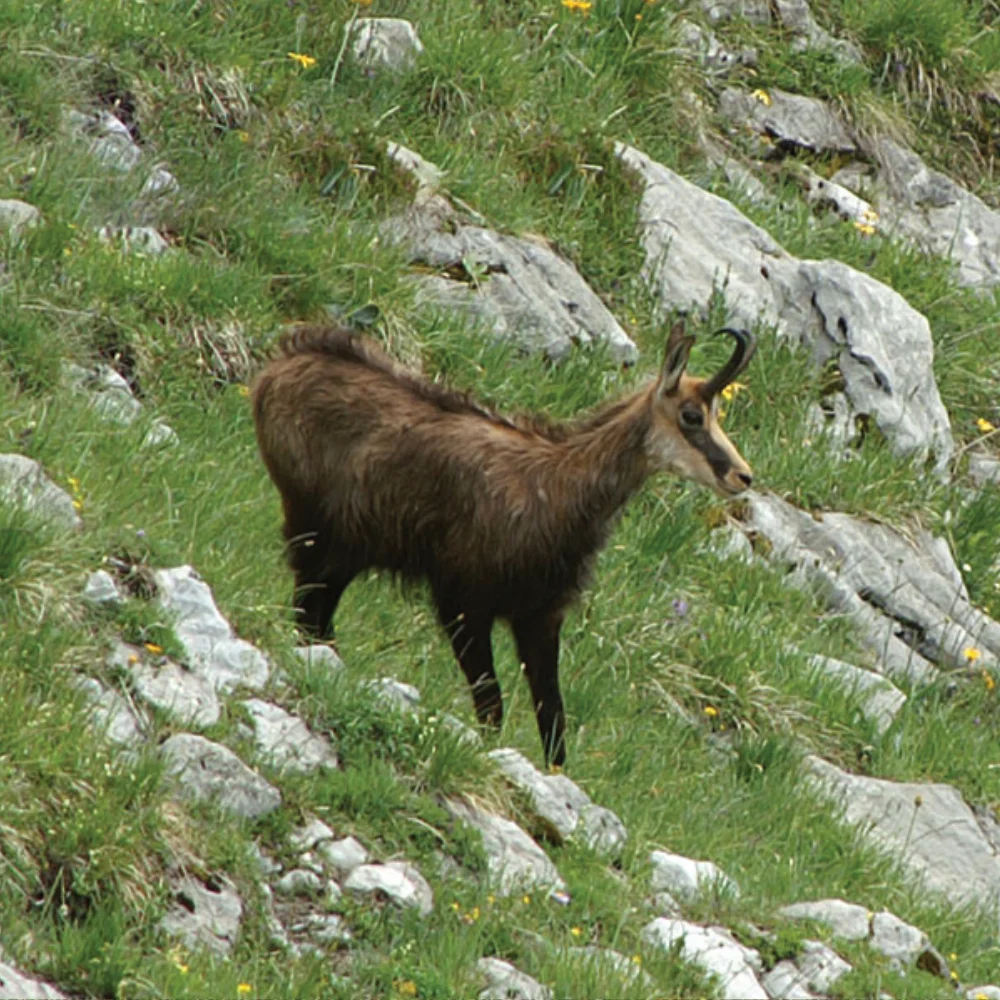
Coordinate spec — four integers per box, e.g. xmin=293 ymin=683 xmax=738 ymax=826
xmin=1 ymin=0 xmax=999 ymax=997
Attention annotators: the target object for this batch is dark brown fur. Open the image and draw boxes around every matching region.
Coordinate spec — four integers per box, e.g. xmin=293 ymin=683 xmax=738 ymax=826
xmin=252 ymin=324 xmax=754 ymax=765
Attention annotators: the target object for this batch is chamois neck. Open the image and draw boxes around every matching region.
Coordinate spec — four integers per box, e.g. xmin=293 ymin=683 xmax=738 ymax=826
xmin=557 ymin=386 xmax=655 ymax=525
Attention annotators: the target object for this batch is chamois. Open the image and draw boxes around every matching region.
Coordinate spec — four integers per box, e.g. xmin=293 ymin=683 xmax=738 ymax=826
xmin=251 ymin=321 xmax=756 ymax=765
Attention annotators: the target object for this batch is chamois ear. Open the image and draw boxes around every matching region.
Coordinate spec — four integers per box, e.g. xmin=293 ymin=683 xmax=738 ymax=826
xmin=658 ymin=320 xmax=696 ymax=396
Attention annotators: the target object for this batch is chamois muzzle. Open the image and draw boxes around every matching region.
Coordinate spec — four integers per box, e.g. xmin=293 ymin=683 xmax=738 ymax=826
xmin=699 ymin=328 xmax=757 ymax=402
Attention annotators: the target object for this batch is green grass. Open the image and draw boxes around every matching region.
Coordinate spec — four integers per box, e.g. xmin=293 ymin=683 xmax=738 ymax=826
xmin=1 ymin=0 xmax=1000 ymax=996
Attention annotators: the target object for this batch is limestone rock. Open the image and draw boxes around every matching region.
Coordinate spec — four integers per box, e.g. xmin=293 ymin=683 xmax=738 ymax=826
xmin=382 ymin=184 xmax=638 ymax=365
xmin=744 ymin=493 xmax=1000 ymax=679
xmin=97 ymin=225 xmax=170 ymax=256
xmin=642 ymin=919 xmax=767 ymax=999
xmin=159 ymin=875 xmax=242 ymax=956
xmin=675 ymin=22 xmax=757 ymax=75
xmin=870 ymin=911 xmax=947 ymax=975
xmin=969 ymin=453 xmax=1000 ymax=488
xmin=797 ymin=939 xmax=853 ymax=991
xmin=367 ymin=677 xmax=422 ymax=715
xmin=719 ymin=87 xmax=857 ymax=155
xmin=477 ymin=957 xmax=552 ymax=1000
xmin=0 ymin=199 xmax=42 ymax=241
xmin=762 ymin=960 xmax=821 ymax=999
xmin=343 ymin=861 xmax=433 ymax=916
xmin=161 ymin=733 xmax=281 ymax=819
xmin=290 ymin=818 xmax=336 ymax=852
xmin=317 ymin=836 xmax=370 ymax=877
xmin=487 ymin=748 xmax=627 ymax=854
xmin=649 ymin=850 xmax=740 ymax=903
xmin=154 ymin=565 xmax=270 ymax=692
xmin=778 ymin=898 xmax=871 ymax=940
xmin=242 ymin=698 xmax=338 ymax=773
xmin=807 ymin=655 xmax=906 ymax=735
xmin=615 ymin=144 xmax=954 ymax=468
xmin=700 ymin=0 xmax=770 ymax=25
xmin=76 ymin=676 xmax=147 ymax=748
xmin=864 ymin=137 xmax=1000 ymax=290
xmin=808 ymin=756 xmax=1000 ymax=910
xmin=83 ymin=570 xmax=123 ymax=606
xmin=293 ymin=645 xmax=345 ymax=672
xmin=0 ymin=454 xmax=81 ymax=531
xmin=109 ymin=640 xmax=221 ymax=727
xmin=0 ymin=961 xmax=67 ymax=999
xmin=289 ymin=913 xmax=351 ymax=945
xmin=352 ymin=18 xmax=424 ymax=73
xmin=446 ymin=797 xmax=565 ymax=895
xmin=274 ymin=869 xmax=323 ymax=898
xmin=773 ymin=0 xmax=863 ymax=61
xmin=967 ymin=987 xmax=1000 ymax=1000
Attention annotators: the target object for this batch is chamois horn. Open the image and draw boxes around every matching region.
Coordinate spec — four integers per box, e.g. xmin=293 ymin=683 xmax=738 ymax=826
xmin=699 ymin=327 xmax=757 ymax=402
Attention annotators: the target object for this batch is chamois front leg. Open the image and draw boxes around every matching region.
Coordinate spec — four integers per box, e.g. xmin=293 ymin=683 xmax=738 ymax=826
xmin=436 ymin=597 xmax=502 ymax=728
xmin=511 ymin=612 xmax=566 ymax=767
xmin=285 ymin=519 xmax=353 ymax=639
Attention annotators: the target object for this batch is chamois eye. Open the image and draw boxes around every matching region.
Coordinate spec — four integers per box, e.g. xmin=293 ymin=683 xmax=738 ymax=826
xmin=679 ymin=407 xmax=705 ymax=428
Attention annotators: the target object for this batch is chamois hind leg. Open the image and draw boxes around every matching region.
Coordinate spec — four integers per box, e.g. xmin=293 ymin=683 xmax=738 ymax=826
xmin=511 ymin=612 xmax=566 ymax=767
xmin=435 ymin=596 xmax=502 ymax=728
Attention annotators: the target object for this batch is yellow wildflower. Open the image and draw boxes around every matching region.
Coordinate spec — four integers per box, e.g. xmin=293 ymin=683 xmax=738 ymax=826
xmin=704 ymin=705 xmax=719 ymax=718
xmin=72 ymin=499 xmax=83 ymax=511
xmin=487 ymin=894 xmax=496 ymax=904
xmin=67 ymin=476 xmax=81 ymax=492
xmin=949 ymin=952 xmax=958 ymax=961
xmin=353 ymin=0 xmax=374 ymax=4
xmin=964 ymin=647 xmax=983 ymax=663
xmin=238 ymin=385 xmax=250 ymax=397
xmin=176 ymin=963 xmax=189 ymax=975
xmin=720 ymin=382 xmax=746 ymax=402
xmin=522 ymin=894 xmax=532 ymax=905
xmin=237 ymin=130 xmax=249 ymax=143
xmin=450 ymin=901 xmax=460 ymax=911
xmin=977 ymin=417 xmax=996 ymax=433
xmin=861 ymin=207 xmax=879 ymax=223
xmin=237 ymin=986 xmax=252 ymax=996
xmin=562 ymin=0 xmax=593 ymax=11
xmin=287 ymin=52 xmax=317 ymax=69
xmin=570 ymin=926 xmax=583 ymax=937
xmin=144 ymin=642 xmax=164 ymax=655
xmin=854 ymin=220 xmax=876 ymax=237
xmin=950 ymin=971 xmax=959 ymax=981
xmin=631 ymin=954 xmax=642 ymax=965
xmin=751 ymin=88 xmax=772 ymax=106
xmin=127 ymin=654 xmax=139 ymax=666
xmin=985 ymin=670 xmax=996 ymax=692
xmin=394 ymin=981 xmax=417 ymax=998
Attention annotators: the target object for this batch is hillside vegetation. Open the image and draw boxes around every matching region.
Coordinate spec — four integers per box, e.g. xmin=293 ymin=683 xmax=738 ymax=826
xmin=1 ymin=1 xmax=1000 ymax=997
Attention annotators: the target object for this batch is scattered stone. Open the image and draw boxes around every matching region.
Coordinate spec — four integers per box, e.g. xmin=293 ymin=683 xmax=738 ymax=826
xmin=98 ymin=225 xmax=170 ymax=256
xmin=0 ymin=961 xmax=67 ymax=999
xmin=83 ymin=569 xmax=123 ymax=606
xmin=242 ymin=699 xmax=338 ymax=773
xmin=797 ymin=939 xmax=853 ymax=992
xmin=649 ymin=850 xmax=740 ymax=903
xmin=772 ymin=0 xmax=863 ymax=61
xmin=870 ymin=911 xmax=947 ymax=975
xmin=317 ymin=836 xmax=370 ymax=877
xmin=615 ymin=143 xmax=954 ymax=468
xmin=675 ymin=22 xmax=757 ymax=74
xmin=743 ymin=493 xmax=1000 ymax=679
xmin=446 ymin=798 xmax=565 ymax=895
xmin=487 ymin=748 xmax=627 ymax=854
xmin=799 ymin=165 xmax=877 ymax=227
xmin=382 ymin=174 xmax=638 ymax=364
xmin=438 ymin=713 xmax=483 ymax=748
xmin=289 ymin=913 xmax=352 ymax=945
xmin=862 ymin=137 xmax=1000 ymax=290
xmin=642 ymin=919 xmax=767 ymax=1000
xmin=477 ymin=957 xmax=552 ymax=1000
xmin=367 ymin=677 xmax=422 ymax=715
xmin=807 ymin=655 xmax=906 ymax=735
xmin=719 ymin=88 xmax=857 ymax=155
xmin=76 ymin=676 xmax=147 ymax=747
xmin=967 ymin=987 xmax=1000 ymax=1000
xmin=351 ymin=18 xmax=424 ymax=73
xmin=705 ymin=524 xmax=754 ymax=563
xmin=701 ymin=0 xmax=770 ymax=25
xmin=0 ymin=454 xmax=81 ymax=531
xmin=290 ymin=818 xmax=336 ymax=852
xmin=250 ymin=843 xmax=282 ymax=877
xmin=761 ymin=961 xmax=820 ymax=1000
xmin=343 ymin=861 xmax=433 ymax=916
xmin=161 ymin=733 xmax=281 ymax=819
xmin=293 ymin=645 xmax=345 ymax=672
xmin=159 ymin=875 xmax=242 ymax=956
xmin=387 ymin=141 xmax=445 ymax=194
xmin=651 ymin=890 xmax=683 ymax=916
xmin=969 ymin=453 xmax=1000 ymax=488
xmin=778 ymin=898 xmax=871 ymax=940
xmin=154 ymin=566 xmax=270 ymax=692
xmin=297 ymin=851 xmax=324 ymax=875
xmin=0 ymin=199 xmax=42 ymax=241
xmin=325 ymin=880 xmax=343 ymax=906
xmin=274 ymin=869 xmax=323 ymax=898
xmin=808 ymin=757 xmax=1000 ymax=910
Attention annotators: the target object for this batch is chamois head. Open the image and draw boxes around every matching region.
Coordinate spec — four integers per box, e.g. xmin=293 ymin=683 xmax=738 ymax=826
xmin=647 ymin=320 xmax=757 ymax=496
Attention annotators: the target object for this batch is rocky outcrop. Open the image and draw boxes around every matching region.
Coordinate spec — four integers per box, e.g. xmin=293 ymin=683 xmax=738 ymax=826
xmin=0 ymin=454 xmax=81 ymax=531
xmin=159 ymin=875 xmax=243 ymax=956
xmin=649 ymin=850 xmax=740 ymax=903
xmin=487 ymin=748 xmax=627 ymax=854
xmin=242 ymin=698 xmax=339 ymax=773
xmin=477 ymin=957 xmax=551 ymax=1000
xmin=615 ymin=143 xmax=954 ymax=468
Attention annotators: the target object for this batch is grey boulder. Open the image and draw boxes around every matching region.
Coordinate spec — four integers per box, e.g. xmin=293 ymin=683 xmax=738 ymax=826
xmin=0 ymin=454 xmax=81 ymax=531
xmin=477 ymin=957 xmax=551 ymax=1000
xmin=159 ymin=875 xmax=242 ymax=956
xmin=242 ymin=698 xmax=338 ymax=773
